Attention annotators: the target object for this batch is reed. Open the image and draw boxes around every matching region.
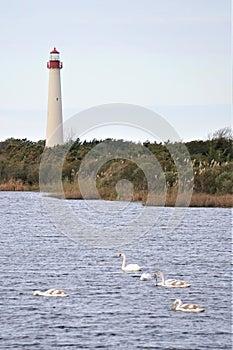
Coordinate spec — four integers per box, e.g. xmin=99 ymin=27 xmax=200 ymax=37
xmin=143 ymin=191 xmax=233 ymax=207
xmin=189 ymin=193 xmax=233 ymax=208
xmin=62 ymin=182 xmax=233 ymax=208
xmin=2 ymin=179 xmax=231 ymax=207
xmin=0 ymin=179 xmax=38 ymax=191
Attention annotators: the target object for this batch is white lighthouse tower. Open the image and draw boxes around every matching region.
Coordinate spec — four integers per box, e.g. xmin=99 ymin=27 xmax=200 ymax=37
xmin=46 ymin=47 xmax=64 ymax=147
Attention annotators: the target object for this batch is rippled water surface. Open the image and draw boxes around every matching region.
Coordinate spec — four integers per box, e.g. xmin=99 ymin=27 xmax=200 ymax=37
xmin=0 ymin=192 xmax=232 ymax=349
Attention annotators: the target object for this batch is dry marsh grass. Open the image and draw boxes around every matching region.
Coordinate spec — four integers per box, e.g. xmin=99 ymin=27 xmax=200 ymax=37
xmin=1 ymin=179 xmax=232 ymax=207
xmin=0 ymin=179 xmax=38 ymax=191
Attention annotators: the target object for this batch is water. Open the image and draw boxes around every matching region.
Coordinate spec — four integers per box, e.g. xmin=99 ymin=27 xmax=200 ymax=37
xmin=0 ymin=191 xmax=232 ymax=349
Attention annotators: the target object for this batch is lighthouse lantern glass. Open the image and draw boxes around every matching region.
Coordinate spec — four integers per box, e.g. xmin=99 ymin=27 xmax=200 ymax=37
xmin=50 ymin=53 xmax=60 ymax=61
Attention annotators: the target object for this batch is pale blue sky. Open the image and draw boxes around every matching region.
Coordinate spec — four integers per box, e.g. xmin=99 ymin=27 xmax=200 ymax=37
xmin=0 ymin=0 xmax=231 ymax=142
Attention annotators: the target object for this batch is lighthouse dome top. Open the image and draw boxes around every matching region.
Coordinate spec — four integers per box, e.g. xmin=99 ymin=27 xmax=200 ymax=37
xmin=50 ymin=47 xmax=60 ymax=54
xmin=47 ymin=47 xmax=63 ymax=69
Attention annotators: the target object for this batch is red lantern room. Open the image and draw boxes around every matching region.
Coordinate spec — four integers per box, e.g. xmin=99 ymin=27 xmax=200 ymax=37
xmin=47 ymin=47 xmax=63 ymax=69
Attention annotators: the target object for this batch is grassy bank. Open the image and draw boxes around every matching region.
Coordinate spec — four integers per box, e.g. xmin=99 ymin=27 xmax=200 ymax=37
xmin=1 ymin=179 xmax=232 ymax=207
xmin=0 ymin=179 xmax=39 ymax=191
xmin=52 ymin=182 xmax=233 ymax=208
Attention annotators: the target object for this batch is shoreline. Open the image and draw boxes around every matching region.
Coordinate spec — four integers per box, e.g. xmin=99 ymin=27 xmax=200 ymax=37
xmin=0 ymin=184 xmax=232 ymax=208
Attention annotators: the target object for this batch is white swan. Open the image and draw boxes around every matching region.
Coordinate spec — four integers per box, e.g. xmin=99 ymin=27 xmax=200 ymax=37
xmin=118 ymin=253 xmax=142 ymax=272
xmin=172 ymin=299 xmax=205 ymax=313
xmin=153 ymin=271 xmax=190 ymax=288
xmin=140 ymin=273 xmax=152 ymax=281
xmin=33 ymin=289 xmax=68 ymax=297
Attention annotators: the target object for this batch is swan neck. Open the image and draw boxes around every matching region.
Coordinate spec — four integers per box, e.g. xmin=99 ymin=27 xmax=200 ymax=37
xmin=121 ymin=254 xmax=126 ymax=269
xmin=160 ymin=272 xmax=165 ymax=285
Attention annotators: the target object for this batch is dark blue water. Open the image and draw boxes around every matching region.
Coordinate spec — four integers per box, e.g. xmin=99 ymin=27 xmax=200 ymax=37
xmin=0 ymin=192 xmax=232 ymax=349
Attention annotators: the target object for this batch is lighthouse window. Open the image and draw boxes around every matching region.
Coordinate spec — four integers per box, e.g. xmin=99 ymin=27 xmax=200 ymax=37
xmin=50 ymin=53 xmax=59 ymax=61
xmin=56 ymin=97 xmax=59 ymax=101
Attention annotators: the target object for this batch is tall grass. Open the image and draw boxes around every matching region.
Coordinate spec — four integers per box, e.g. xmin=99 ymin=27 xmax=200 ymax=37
xmin=61 ymin=181 xmax=233 ymax=208
xmin=0 ymin=179 xmax=38 ymax=191
xmin=1 ymin=179 xmax=232 ymax=207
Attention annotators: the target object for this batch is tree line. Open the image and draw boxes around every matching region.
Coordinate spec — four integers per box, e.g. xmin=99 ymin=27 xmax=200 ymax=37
xmin=0 ymin=127 xmax=232 ymax=197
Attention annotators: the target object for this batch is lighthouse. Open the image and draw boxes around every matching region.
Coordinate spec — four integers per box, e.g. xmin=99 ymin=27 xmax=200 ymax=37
xmin=46 ymin=47 xmax=64 ymax=147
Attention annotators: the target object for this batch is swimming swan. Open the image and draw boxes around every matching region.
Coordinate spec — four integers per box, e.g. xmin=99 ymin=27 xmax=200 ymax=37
xmin=118 ymin=253 xmax=142 ymax=272
xmin=153 ymin=271 xmax=190 ymax=288
xmin=172 ymin=299 xmax=205 ymax=313
xmin=33 ymin=289 xmax=68 ymax=297
xmin=140 ymin=273 xmax=152 ymax=281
